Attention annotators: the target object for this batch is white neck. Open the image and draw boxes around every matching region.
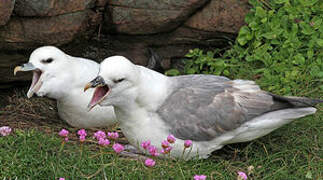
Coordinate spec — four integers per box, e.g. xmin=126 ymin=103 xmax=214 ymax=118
xmin=111 ymin=66 xmax=174 ymax=149
xmin=113 ymin=66 xmax=172 ymax=123
xmin=136 ymin=66 xmax=171 ymax=111
xmin=54 ymin=56 xmax=99 ymax=101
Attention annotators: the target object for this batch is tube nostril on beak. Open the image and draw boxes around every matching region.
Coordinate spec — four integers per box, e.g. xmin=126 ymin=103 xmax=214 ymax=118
xmin=92 ymin=76 xmax=105 ymax=87
xmin=84 ymin=83 xmax=92 ymax=92
xmin=84 ymin=76 xmax=105 ymax=92
xmin=13 ymin=62 xmax=37 ymax=76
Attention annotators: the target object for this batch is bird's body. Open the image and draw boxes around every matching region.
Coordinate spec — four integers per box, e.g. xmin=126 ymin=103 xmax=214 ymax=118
xmin=86 ymin=56 xmax=321 ymax=159
xmin=15 ymin=46 xmax=116 ymax=128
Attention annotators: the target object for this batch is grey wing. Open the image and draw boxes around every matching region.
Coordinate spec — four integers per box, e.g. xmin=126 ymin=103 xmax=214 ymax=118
xmin=157 ymin=77 xmax=287 ymax=141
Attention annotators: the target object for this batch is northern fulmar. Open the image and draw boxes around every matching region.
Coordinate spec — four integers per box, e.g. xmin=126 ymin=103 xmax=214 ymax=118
xmin=85 ymin=56 xmax=322 ymax=159
xmin=14 ymin=46 xmax=116 ymax=128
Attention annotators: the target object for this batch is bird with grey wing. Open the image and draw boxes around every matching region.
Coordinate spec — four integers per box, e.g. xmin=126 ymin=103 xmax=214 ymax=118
xmin=84 ymin=56 xmax=322 ymax=160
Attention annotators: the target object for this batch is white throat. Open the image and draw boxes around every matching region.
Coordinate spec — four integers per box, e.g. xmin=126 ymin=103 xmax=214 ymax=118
xmin=112 ymin=66 xmax=171 ymax=123
xmin=136 ymin=66 xmax=171 ymax=111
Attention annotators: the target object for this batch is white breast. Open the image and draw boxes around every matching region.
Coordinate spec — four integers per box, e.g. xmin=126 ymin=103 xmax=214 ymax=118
xmin=57 ymin=87 xmax=116 ymax=128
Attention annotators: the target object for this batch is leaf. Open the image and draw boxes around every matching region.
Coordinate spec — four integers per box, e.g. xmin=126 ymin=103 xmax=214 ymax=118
xmin=316 ymin=57 xmax=323 ymax=65
xmin=184 ymin=59 xmax=193 ymax=67
xmin=244 ymin=12 xmax=254 ymax=24
xmin=245 ymin=55 xmax=254 ymax=62
xmin=262 ymin=32 xmax=277 ymax=39
xmin=302 ymin=29 xmax=314 ymax=35
xmin=271 ymin=39 xmax=280 ymax=45
xmin=275 ymin=0 xmax=289 ymax=4
xmin=263 ymin=69 xmax=271 ymax=78
xmin=165 ymin=69 xmax=180 ymax=76
xmin=317 ymin=72 xmax=323 ymax=78
xmin=300 ymin=0 xmax=318 ymax=6
xmin=291 ymin=69 xmax=299 ymax=77
xmin=300 ymin=22 xmax=314 ymax=35
xmin=223 ymin=70 xmax=230 ymax=76
xmin=271 ymin=16 xmax=281 ymax=29
xmin=254 ymin=68 xmax=265 ymax=74
xmin=186 ymin=68 xmax=196 ymax=74
xmin=293 ymin=54 xmax=305 ymax=65
xmin=237 ymin=26 xmax=252 ymax=46
xmin=261 ymin=17 xmax=268 ymax=23
xmin=307 ymin=49 xmax=314 ymax=59
xmin=305 ymin=171 xmax=312 ymax=179
xmin=291 ymin=23 xmax=298 ymax=36
xmin=249 ymin=21 xmax=259 ymax=30
xmin=185 ymin=53 xmax=193 ymax=58
xmin=310 ymin=65 xmax=320 ymax=76
xmin=255 ymin=6 xmax=266 ymax=18
xmin=206 ymin=51 xmax=213 ymax=57
xmin=311 ymin=16 xmax=322 ymax=29
xmin=248 ymin=0 xmax=258 ymax=7
xmin=316 ymin=39 xmax=323 ymax=47
xmin=253 ymin=40 xmax=262 ymax=48
xmin=15 ymin=129 xmax=25 ymax=137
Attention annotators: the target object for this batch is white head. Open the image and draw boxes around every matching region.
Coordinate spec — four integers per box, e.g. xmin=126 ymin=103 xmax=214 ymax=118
xmin=85 ymin=56 xmax=140 ymax=109
xmin=14 ymin=46 xmax=72 ymax=99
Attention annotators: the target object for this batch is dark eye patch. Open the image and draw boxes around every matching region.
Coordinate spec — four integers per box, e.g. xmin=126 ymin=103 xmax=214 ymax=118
xmin=41 ymin=58 xmax=54 ymax=64
xmin=113 ymin=78 xmax=125 ymax=84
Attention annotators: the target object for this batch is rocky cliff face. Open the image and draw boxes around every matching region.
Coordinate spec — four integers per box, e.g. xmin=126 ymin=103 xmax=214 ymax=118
xmin=0 ymin=0 xmax=250 ymax=86
xmin=0 ymin=0 xmax=15 ymax=26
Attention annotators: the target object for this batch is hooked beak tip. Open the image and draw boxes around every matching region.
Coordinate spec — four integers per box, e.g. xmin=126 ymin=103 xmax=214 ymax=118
xmin=14 ymin=66 xmax=22 ymax=76
xmin=84 ymin=83 xmax=92 ymax=92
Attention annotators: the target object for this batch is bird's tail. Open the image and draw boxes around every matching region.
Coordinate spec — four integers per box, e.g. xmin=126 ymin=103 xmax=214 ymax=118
xmin=270 ymin=93 xmax=323 ymax=107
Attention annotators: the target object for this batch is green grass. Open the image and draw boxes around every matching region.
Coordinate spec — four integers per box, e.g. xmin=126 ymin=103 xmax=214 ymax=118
xmin=0 ymin=109 xmax=322 ymax=179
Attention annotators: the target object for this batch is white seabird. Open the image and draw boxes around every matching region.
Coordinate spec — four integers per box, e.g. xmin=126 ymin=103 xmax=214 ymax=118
xmin=14 ymin=46 xmax=116 ymax=128
xmin=85 ymin=56 xmax=322 ymax=159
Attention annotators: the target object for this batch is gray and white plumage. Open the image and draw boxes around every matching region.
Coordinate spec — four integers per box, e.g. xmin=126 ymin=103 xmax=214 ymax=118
xmin=87 ymin=56 xmax=322 ymax=159
xmin=14 ymin=46 xmax=116 ymax=128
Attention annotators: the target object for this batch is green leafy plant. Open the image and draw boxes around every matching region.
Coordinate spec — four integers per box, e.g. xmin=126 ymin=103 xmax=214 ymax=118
xmin=167 ymin=0 xmax=323 ymax=95
xmin=166 ymin=48 xmax=232 ymax=77
xmin=233 ymin=0 xmax=323 ymax=94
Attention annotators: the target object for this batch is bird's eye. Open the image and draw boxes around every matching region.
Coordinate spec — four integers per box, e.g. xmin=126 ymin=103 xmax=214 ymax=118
xmin=113 ymin=78 xmax=125 ymax=83
xmin=41 ymin=58 xmax=54 ymax=64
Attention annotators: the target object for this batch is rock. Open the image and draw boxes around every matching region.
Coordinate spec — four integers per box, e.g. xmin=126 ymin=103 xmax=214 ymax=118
xmin=96 ymin=0 xmax=108 ymax=7
xmin=0 ymin=10 xmax=101 ymax=50
xmin=0 ymin=0 xmax=252 ymax=86
xmin=105 ymin=0 xmax=209 ymax=34
xmin=0 ymin=0 xmax=15 ymax=26
xmin=80 ymin=26 xmax=233 ymax=69
xmin=185 ymin=0 xmax=250 ymax=33
xmin=14 ymin=0 xmax=96 ymax=17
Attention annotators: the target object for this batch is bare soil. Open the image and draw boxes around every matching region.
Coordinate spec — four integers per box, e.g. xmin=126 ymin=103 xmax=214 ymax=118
xmin=0 ymin=86 xmax=122 ymax=141
xmin=0 ymin=87 xmax=63 ymax=130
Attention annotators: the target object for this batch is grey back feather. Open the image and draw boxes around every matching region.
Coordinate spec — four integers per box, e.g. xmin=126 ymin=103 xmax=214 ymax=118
xmin=157 ymin=75 xmax=312 ymax=141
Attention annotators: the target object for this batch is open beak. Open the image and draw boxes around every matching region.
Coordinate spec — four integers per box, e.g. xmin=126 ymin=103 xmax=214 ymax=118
xmin=14 ymin=62 xmax=37 ymax=76
xmin=14 ymin=63 xmax=43 ymax=98
xmin=84 ymin=76 xmax=110 ymax=111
